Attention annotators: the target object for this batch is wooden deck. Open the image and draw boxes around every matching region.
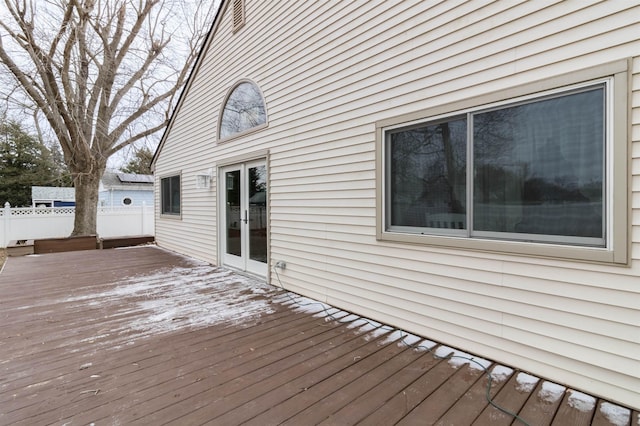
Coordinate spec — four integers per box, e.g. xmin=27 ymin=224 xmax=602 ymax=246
xmin=0 ymin=247 xmax=636 ymax=425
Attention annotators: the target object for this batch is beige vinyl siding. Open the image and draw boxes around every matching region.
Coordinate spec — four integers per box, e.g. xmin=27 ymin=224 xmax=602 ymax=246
xmin=154 ymin=0 xmax=640 ymax=408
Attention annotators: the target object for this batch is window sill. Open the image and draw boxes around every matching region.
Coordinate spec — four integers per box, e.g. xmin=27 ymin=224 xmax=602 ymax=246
xmin=217 ymin=123 xmax=268 ymax=145
xmin=377 ymin=231 xmax=627 ymax=266
xmin=160 ymin=213 xmax=182 ymax=220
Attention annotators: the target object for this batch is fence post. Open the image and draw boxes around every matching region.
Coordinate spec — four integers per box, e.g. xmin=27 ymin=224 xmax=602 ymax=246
xmin=3 ymin=202 xmax=10 ymax=247
xmin=141 ymin=201 xmax=146 ymax=235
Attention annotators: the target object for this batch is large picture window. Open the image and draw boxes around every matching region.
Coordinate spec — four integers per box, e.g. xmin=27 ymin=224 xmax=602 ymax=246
xmin=472 ymin=87 xmax=604 ymax=244
xmin=161 ymin=175 xmax=181 ymax=215
xmin=388 ymin=85 xmax=605 ymax=246
xmin=379 ymin=62 xmax=629 ymax=264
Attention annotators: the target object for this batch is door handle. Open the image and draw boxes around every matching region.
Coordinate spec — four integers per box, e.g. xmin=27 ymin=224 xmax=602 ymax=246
xmin=242 ymin=209 xmax=248 ymax=224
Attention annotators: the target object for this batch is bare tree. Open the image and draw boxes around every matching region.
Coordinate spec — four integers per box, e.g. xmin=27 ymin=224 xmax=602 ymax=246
xmin=0 ymin=0 xmax=216 ymax=235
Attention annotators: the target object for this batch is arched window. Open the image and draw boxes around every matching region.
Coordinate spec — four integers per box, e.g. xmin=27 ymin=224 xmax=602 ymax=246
xmin=219 ymin=81 xmax=267 ymax=139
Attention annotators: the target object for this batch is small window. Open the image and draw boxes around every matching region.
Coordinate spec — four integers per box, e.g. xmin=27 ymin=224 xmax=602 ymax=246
xmin=378 ymin=61 xmax=629 ymax=264
xmin=161 ymin=175 xmax=181 ymax=215
xmin=122 ymin=197 xmax=132 ymax=206
xmin=219 ymin=81 xmax=267 ymax=140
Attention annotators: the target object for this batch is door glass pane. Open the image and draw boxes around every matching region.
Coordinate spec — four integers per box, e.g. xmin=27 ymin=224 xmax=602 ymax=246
xmin=248 ymin=165 xmax=267 ymax=263
xmin=473 ymin=86 xmax=604 ymax=240
xmin=225 ymin=170 xmax=241 ymax=256
xmin=388 ymin=118 xmax=467 ymax=230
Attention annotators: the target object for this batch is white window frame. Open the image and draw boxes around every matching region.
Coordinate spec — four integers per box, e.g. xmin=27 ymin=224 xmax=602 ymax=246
xmin=376 ymin=60 xmax=629 ymax=265
xmin=218 ymin=79 xmax=268 ymax=142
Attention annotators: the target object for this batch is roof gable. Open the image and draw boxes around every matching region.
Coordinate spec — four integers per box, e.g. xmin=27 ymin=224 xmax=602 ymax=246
xmin=151 ymin=0 xmax=229 ymax=170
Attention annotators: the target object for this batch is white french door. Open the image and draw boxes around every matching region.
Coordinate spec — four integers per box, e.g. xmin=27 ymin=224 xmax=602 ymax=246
xmin=220 ymin=160 xmax=268 ymax=276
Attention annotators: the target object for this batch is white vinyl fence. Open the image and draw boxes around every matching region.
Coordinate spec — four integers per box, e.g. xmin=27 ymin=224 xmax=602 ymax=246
xmin=0 ymin=202 xmax=154 ymax=248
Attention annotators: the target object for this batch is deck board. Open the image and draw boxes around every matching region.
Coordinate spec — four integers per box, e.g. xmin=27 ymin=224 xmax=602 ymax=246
xmin=517 ymin=380 xmax=567 ymax=426
xmin=293 ymin=339 xmax=430 ymax=425
xmin=77 ymin=310 xmax=345 ymax=424
xmin=357 ymin=355 xmax=458 ymax=425
xmin=217 ymin=329 xmax=397 ymax=425
xmin=472 ymin=372 xmax=536 ymax=426
xmin=591 ymin=400 xmax=632 ymax=426
xmin=315 ymin=345 xmax=440 ymax=425
xmin=0 ymin=246 xmax=634 ymax=425
xmin=551 ymin=389 xmax=601 ymax=426
xmin=129 ymin=319 xmax=376 ymax=424
xmin=397 ymin=363 xmax=487 ymax=425
xmin=434 ymin=366 xmax=514 ymax=425
xmin=279 ymin=337 xmax=416 ymax=425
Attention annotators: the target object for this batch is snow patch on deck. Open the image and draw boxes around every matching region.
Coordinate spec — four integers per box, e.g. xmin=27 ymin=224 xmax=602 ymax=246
xmin=599 ymin=402 xmax=631 ymax=426
xmin=491 ymin=365 xmax=513 ymax=383
xmin=538 ymin=381 xmax=566 ymax=403
xmin=60 ymin=262 xmax=275 ymax=347
xmin=379 ymin=330 xmax=424 ymax=348
xmin=434 ymin=346 xmax=492 ymax=371
xmin=568 ymin=390 xmax=597 ymax=412
xmin=287 ymin=296 xmax=330 ymax=316
xmin=515 ymin=372 xmax=539 ymax=393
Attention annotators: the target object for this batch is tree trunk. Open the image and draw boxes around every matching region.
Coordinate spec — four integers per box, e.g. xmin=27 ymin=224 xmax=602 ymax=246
xmin=440 ymin=123 xmax=463 ymax=213
xmin=71 ymin=170 xmax=103 ymax=236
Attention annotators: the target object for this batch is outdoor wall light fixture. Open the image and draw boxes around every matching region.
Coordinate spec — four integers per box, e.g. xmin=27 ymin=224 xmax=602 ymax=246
xmin=196 ymin=168 xmax=214 ymax=189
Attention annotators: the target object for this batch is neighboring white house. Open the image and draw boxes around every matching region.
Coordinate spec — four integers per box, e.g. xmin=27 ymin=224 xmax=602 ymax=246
xmin=31 ymin=186 xmax=76 ymax=207
xmin=98 ymin=172 xmax=154 ymax=208
xmin=151 ymin=0 xmax=640 ymax=409
xmin=31 ymin=172 xmax=153 ymax=209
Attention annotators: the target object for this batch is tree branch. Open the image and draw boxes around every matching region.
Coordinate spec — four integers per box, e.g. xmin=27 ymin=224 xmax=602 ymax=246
xmin=113 ymin=0 xmax=159 ymax=69
xmin=0 ymin=30 xmax=69 ymax=151
xmin=107 ymin=119 xmax=168 ymax=156
xmin=107 ymin=35 xmax=169 ymax=117
xmin=47 ymin=1 xmax=74 ymax=59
